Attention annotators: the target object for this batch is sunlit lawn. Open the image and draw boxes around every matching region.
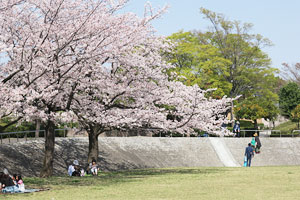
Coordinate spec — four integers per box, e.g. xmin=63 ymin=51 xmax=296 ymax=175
xmin=275 ymin=121 xmax=297 ymax=133
xmin=1 ymin=166 xmax=300 ymax=200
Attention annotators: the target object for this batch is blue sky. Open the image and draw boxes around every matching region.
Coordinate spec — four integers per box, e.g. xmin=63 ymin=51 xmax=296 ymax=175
xmin=123 ymin=0 xmax=300 ymax=71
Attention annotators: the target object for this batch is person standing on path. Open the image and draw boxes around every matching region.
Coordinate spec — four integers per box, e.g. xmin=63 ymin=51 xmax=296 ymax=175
xmin=251 ymin=136 xmax=256 ymax=149
xmin=254 ymin=133 xmax=261 ymax=153
xmin=233 ymin=121 xmax=241 ymax=137
xmin=245 ymin=143 xmax=254 ymax=167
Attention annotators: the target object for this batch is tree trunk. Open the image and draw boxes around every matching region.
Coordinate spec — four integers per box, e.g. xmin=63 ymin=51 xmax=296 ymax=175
xmin=87 ymin=127 xmax=100 ymax=164
xmin=230 ymin=101 xmax=234 ymax=127
xmin=35 ymin=119 xmax=41 ymax=138
xmin=40 ymin=120 xmax=55 ymax=177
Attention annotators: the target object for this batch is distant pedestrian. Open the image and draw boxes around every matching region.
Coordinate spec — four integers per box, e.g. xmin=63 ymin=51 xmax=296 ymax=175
xmin=245 ymin=143 xmax=254 ymax=167
xmin=254 ymin=133 xmax=261 ymax=153
xmin=251 ymin=136 xmax=256 ymax=148
xmin=233 ymin=121 xmax=241 ymax=137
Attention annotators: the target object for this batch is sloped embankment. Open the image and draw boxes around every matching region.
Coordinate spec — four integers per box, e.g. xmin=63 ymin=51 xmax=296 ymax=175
xmin=0 ymin=137 xmax=221 ymax=176
xmin=1 ymin=137 xmax=300 ymax=177
xmin=225 ymin=137 xmax=300 ymax=166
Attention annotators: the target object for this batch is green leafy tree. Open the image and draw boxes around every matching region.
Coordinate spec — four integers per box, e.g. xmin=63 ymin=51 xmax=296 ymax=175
xmin=198 ymin=8 xmax=279 ymax=121
xmin=166 ymin=31 xmax=231 ymax=98
xmin=198 ymin=8 xmax=275 ymax=98
xmin=165 ymin=8 xmax=279 ymax=122
xmin=234 ymin=76 xmax=280 ymax=129
xmin=0 ymin=116 xmax=22 ymax=133
xmin=234 ymin=98 xmax=267 ymax=129
xmin=291 ymin=105 xmax=300 ymax=129
xmin=279 ymin=82 xmax=300 ymax=118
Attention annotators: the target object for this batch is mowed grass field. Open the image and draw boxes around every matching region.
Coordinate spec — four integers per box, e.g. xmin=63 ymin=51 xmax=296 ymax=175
xmin=2 ymin=166 xmax=300 ymax=200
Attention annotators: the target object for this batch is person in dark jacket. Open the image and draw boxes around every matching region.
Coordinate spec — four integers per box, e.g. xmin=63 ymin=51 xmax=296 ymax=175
xmin=0 ymin=171 xmax=15 ymax=193
xmin=254 ymin=133 xmax=261 ymax=153
xmin=245 ymin=143 xmax=254 ymax=167
xmin=0 ymin=172 xmax=14 ymax=187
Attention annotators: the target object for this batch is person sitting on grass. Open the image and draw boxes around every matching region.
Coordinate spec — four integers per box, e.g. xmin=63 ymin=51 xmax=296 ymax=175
xmin=68 ymin=160 xmax=81 ymax=176
xmin=0 ymin=172 xmax=14 ymax=188
xmin=0 ymin=170 xmax=15 ymax=193
xmin=1 ymin=174 xmax=25 ymax=193
xmin=15 ymin=174 xmax=25 ymax=192
xmin=68 ymin=160 xmax=85 ymax=177
xmin=89 ymin=158 xmax=99 ymax=176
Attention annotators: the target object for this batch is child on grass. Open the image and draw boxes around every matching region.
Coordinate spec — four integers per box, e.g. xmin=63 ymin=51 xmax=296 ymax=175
xmin=89 ymin=159 xmax=99 ymax=176
xmin=16 ymin=175 xmax=25 ymax=192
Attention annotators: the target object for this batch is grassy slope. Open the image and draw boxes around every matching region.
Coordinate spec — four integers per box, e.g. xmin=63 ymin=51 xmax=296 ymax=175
xmin=2 ymin=166 xmax=300 ymax=200
xmin=275 ymin=121 xmax=298 ymax=133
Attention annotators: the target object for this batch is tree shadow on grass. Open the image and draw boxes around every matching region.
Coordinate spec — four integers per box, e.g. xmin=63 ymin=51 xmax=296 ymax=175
xmin=24 ymin=167 xmax=227 ymax=189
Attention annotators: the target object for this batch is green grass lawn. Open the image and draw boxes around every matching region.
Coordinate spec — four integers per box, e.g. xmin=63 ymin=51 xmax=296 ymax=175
xmin=275 ymin=121 xmax=298 ymax=133
xmin=2 ymin=166 xmax=300 ymax=200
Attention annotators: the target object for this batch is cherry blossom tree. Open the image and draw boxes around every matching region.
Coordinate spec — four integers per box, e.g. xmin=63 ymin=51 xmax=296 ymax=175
xmin=0 ymin=0 xmax=233 ymax=177
xmin=72 ymin=40 xmax=233 ymax=162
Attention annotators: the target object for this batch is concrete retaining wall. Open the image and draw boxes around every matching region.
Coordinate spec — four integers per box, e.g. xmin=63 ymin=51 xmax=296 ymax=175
xmin=225 ymin=138 xmax=300 ymax=166
xmin=0 ymin=137 xmax=300 ymax=176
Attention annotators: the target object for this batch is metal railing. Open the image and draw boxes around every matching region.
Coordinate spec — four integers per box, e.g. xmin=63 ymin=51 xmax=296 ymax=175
xmin=236 ymin=130 xmax=278 ymax=137
xmin=1 ymin=128 xmax=300 ymax=142
xmin=0 ymin=129 xmax=68 ymax=144
xmin=237 ymin=129 xmax=300 ymax=138
xmin=292 ymin=130 xmax=300 ymax=137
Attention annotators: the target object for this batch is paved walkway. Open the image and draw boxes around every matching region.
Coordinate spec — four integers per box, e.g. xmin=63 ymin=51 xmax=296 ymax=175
xmin=209 ymin=137 xmax=241 ymax=167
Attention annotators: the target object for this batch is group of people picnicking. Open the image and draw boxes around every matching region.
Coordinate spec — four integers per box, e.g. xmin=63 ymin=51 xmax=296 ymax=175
xmin=0 ymin=169 xmax=25 ymax=193
xmin=68 ymin=158 xmax=100 ymax=177
xmin=0 ymin=158 xmax=100 ymax=194
xmin=244 ymin=132 xmax=262 ymax=167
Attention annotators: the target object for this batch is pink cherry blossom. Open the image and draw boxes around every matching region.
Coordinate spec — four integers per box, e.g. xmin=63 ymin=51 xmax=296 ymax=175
xmin=0 ymin=0 xmax=233 ymax=176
